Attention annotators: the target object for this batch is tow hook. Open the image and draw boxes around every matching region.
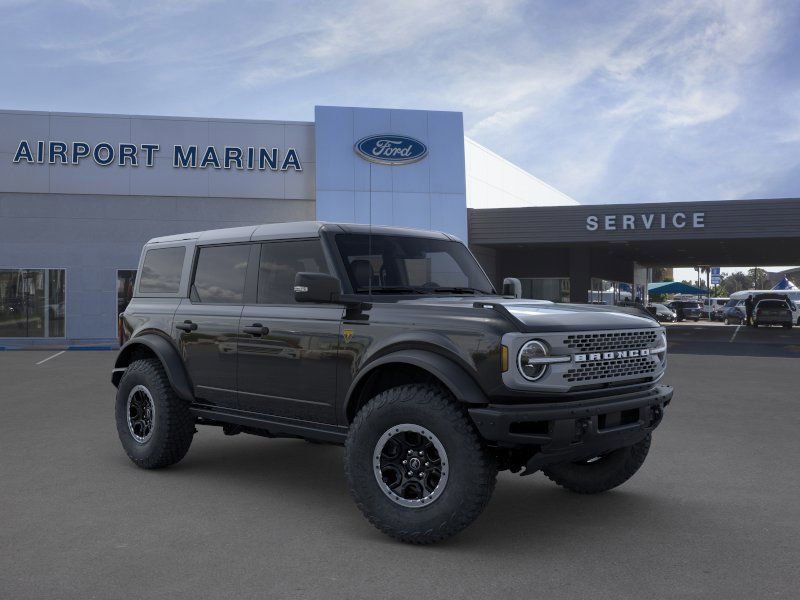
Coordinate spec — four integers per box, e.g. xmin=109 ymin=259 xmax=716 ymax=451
xmin=650 ymin=406 xmax=663 ymax=426
xmin=573 ymin=418 xmax=590 ymax=442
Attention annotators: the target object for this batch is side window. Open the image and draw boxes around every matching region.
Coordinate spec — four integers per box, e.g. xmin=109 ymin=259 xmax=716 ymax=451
xmin=192 ymin=244 xmax=250 ymax=304
xmin=258 ymin=240 xmax=328 ymax=304
xmin=139 ymin=246 xmax=185 ymax=294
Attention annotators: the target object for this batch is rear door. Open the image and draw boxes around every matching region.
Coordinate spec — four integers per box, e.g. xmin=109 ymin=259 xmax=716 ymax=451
xmin=174 ymin=243 xmax=255 ymax=408
xmin=236 ymin=239 xmax=343 ymax=424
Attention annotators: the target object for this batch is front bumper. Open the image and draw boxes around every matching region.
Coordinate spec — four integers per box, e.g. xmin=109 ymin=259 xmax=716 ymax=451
xmin=469 ymin=384 xmax=673 ymax=473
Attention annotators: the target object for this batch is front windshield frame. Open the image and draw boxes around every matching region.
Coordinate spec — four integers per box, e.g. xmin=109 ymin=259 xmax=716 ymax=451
xmin=331 ymin=232 xmax=496 ymax=296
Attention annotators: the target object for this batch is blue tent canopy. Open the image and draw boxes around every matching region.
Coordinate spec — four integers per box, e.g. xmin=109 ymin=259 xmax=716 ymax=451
xmin=772 ymin=277 xmax=798 ymax=290
xmin=647 ymin=281 xmax=706 ymax=295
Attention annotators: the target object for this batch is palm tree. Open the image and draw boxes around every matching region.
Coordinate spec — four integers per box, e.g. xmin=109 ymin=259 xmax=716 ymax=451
xmin=748 ymin=267 xmax=768 ymax=289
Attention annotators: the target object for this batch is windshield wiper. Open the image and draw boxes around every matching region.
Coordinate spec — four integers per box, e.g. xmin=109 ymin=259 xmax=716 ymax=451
xmin=432 ymin=287 xmax=487 ymax=294
xmin=355 ymin=286 xmax=425 ymax=294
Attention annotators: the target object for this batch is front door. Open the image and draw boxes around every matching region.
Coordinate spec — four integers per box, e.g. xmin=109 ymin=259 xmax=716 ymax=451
xmin=236 ymin=239 xmax=342 ymax=424
xmin=174 ymin=243 xmax=253 ymax=409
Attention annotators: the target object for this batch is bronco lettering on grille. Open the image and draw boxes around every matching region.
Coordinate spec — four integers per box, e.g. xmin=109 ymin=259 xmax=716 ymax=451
xmin=574 ymin=348 xmax=651 ymax=362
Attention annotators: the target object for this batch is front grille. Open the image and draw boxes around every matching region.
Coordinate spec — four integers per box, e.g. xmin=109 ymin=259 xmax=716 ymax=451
xmin=563 ymin=329 xmax=658 ymax=353
xmin=563 ymin=355 xmax=658 ymax=383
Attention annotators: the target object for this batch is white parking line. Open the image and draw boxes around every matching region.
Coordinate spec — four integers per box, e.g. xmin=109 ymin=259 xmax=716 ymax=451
xmin=36 ymin=350 xmax=66 ymax=365
xmin=729 ymin=325 xmax=742 ymax=343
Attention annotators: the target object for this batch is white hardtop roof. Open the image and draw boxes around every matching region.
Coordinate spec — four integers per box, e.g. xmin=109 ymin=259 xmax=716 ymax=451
xmin=145 ymin=221 xmax=455 ymax=245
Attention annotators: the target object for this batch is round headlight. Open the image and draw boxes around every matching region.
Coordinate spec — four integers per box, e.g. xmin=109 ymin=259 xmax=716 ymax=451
xmin=517 ymin=340 xmax=549 ymax=381
xmin=656 ymin=331 xmax=668 ymax=364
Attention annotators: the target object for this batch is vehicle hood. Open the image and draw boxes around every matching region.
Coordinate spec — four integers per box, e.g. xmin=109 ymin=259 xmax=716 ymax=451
xmin=397 ymin=296 xmax=659 ymax=332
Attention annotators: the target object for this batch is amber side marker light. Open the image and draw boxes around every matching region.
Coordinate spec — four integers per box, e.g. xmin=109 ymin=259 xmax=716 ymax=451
xmin=501 ymin=345 xmax=509 ymax=372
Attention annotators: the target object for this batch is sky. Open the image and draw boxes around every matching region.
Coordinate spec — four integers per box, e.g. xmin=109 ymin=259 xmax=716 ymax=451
xmin=2 ymin=0 xmax=799 ymax=205
xmin=1 ymin=0 xmax=799 ymax=285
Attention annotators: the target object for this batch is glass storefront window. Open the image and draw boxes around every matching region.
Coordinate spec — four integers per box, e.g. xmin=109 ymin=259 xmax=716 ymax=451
xmin=588 ymin=278 xmax=635 ymax=305
xmin=519 ymin=278 xmax=570 ymax=302
xmin=117 ymin=270 xmax=137 ymax=316
xmin=0 ymin=269 xmax=66 ymax=338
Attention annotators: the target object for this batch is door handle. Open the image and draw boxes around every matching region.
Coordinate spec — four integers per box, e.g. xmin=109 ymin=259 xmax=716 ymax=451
xmin=243 ymin=323 xmax=269 ymax=336
xmin=176 ymin=320 xmax=198 ymax=332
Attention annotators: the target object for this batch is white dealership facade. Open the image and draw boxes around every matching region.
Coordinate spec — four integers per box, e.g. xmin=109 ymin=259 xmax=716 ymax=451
xmin=0 ymin=105 xmax=575 ymax=348
xmin=3 ymin=105 xmax=795 ymax=348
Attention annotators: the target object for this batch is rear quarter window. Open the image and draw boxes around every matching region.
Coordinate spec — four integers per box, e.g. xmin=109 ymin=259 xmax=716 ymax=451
xmin=138 ymin=246 xmax=186 ymax=294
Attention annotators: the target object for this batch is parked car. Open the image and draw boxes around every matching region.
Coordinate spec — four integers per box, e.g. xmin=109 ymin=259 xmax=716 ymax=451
xmin=730 ymin=290 xmax=800 ymax=326
xmin=111 ymin=222 xmax=672 ymax=544
xmin=649 ymin=303 xmax=677 ymax=322
xmin=753 ymin=299 xmax=793 ymax=328
xmin=723 ymin=299 xmax=746 ymax=325
xmin=702 ymin=297 xmax=729 ymax=321
xmin=666 ymin=300 xmax=702 ymax=322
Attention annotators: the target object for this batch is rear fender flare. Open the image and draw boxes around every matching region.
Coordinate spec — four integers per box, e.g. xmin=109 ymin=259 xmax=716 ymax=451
xmin=112 ymin=334 xmax=194 ymax=402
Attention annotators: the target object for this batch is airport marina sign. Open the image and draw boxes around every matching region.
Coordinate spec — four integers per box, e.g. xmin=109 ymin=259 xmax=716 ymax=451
xmin=12 ymin=140 xmax=302 ymax=171
xmin=586 ymin=211 xmax=705 ymax=231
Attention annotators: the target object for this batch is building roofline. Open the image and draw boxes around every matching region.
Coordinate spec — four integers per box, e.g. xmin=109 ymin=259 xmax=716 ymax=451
xmin=464 ymin=136 xmax=578 ymax=206
xmin=0 ymin=108 xmax=313 ymax=126
xmin=469 ymin=196 xmax=800 ymax=212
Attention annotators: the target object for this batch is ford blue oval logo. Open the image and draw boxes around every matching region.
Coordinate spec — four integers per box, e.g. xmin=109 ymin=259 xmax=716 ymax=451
xmin=354 ymin=134 xmax=428 ymax=165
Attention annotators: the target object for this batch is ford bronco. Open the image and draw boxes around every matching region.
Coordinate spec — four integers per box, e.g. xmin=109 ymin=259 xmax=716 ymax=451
xmin=113 ymin=222 xmax=672 ymax=544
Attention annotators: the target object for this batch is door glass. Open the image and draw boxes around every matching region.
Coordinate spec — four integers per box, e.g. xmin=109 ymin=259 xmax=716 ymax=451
xmin=0 ymin=270 xmax=26 ymax=337
xmin=47 ymin=269 xmax=66 ymax=337
xmin=192 ymin=245 xmax=250 ymax=304
xmin=258 ymin=240 xmax=328 ymax=304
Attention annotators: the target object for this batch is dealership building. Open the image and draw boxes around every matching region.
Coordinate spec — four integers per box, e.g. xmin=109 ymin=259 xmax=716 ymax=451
xmin=1 ymin=105 xmax=799 ymax=348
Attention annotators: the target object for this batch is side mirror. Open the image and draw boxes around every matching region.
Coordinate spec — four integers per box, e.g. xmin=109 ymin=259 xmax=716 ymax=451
xmin=502 ymin=277 xmax=522 ymax=298
xmin=294 ymin=272 xmax=342 ymax=303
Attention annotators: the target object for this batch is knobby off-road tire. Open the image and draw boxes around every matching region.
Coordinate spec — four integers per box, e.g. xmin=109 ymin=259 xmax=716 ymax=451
xmin=115 ymin=358 xmax=194 ymax=469
xmin=542 ymin=434 xmax=651 ymax=494
xmin=345 ymin=384 xmax=497 ymax=544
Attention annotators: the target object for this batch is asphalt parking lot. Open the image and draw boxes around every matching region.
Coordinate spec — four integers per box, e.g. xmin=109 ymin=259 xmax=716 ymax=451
xmin=2 ymin=326 xmax=799 ymax=599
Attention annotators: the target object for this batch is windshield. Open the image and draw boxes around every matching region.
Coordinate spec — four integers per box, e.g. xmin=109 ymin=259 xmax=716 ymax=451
xmin=334 ymin=233 xmax=495 ymax=295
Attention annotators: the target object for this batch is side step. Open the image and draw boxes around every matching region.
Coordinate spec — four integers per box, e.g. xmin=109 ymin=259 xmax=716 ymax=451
xmin=189 ymin=404 xmax=348 ymax=445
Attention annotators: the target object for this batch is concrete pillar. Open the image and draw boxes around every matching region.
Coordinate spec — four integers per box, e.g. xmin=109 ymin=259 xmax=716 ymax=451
xmin=569 ymin=247 xmax=591 ymax=303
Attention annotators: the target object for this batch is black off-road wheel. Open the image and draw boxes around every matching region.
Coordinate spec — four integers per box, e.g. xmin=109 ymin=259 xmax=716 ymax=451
xmin=345 ymin=384 xmax=497 ymax=544
xmin=115 ymin=358 xmax=195 ymax=469
xmin=542 ymin=434 xmax=651 ymax=494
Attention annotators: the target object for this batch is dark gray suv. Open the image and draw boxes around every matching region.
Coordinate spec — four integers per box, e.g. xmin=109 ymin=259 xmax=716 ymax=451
xmin=113 ymin=222 xmax=672 ymax=544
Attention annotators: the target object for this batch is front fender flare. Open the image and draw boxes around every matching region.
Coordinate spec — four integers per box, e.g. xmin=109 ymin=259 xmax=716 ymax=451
xmin=344 ymin=349 xmax=488 ymax=421
xmin=112 ymin=334 xmax=194 ymax=402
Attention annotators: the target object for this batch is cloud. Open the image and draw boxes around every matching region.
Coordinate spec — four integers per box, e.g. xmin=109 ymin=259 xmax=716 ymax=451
xmin=1 ymin=0 xmax=797 ymax=204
